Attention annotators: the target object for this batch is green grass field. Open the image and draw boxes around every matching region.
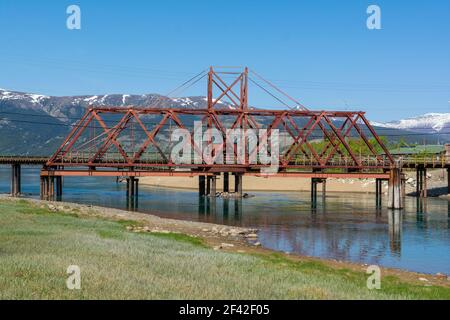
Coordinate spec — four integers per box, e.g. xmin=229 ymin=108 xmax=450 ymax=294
xmin=0 ymin=199 xmax=449 ymax=299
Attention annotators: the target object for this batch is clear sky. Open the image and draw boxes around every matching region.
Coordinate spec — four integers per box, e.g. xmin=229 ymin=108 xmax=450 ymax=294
xmin=0 ymin=0 xmax=449 ymax=121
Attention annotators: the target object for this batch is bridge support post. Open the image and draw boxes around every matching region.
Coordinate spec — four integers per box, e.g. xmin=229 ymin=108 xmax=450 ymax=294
xmin=375 ymin=178 xmax=383 ymax=207
xmin=40 ymin=176 xmax=49 ymax=199
xmin=199 ymin=176 xmax=206 ymax=196
xmin=44 ymin=177 xmax=49 ymax=199
xmin=126 ymin=177 xmax=139 ymax=210
xmin=311 ymin=179 xmax=317 ymax=208
xmin=212 ymin=175 xmax=217 ymax=196
xmin=208 ymin=175 xmax=216 ymax=197
xmin=48 ymin=177 xmax=55 ymax=199
xmin=401 ymin=176 xmax=406 ymax=199
xmin=234 ymin=174 xmax=243 ymax=197
xmin=223 ymin=172 xmax=229 ymax=193
xmin=416 ymin=167 xmax=427 ymax=198
xmin=311 ymin=178 xmax=326 ymax=208
xmin=11 ymin=164 xmax=21 ymax=197
xmin=55 ymin=176 xmax=63 ymax=200
xmin=135 ymin=178 xmax=139 ymax=203
xmin=447 ymin=167 xmax=450 ymax=195
xmin=206 ymin=176 xmax=211 ymax=195
xmin=388 ymin=166 xmax=404 ymax=209
xmin=40 ymin=177 xmax=44 ymax=199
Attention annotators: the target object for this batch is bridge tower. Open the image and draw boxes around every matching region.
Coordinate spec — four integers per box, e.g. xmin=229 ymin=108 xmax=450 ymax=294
xmin=199 ymin=66 xmax=251 ymax=198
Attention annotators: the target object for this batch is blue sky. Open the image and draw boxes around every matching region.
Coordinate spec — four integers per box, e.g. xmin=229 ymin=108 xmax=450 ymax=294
xmin=0 ymin=0 xmax=449 ymax=121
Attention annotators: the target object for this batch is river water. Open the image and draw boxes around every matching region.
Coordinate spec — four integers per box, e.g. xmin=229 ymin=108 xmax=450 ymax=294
xmin=1 ymin=167 xmax=449 ymax=275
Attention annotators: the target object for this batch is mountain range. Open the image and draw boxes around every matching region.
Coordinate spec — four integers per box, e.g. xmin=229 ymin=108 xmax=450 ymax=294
xmin=0 ymin=88 xmax=447 ymax=155
xmin=372 ymin=113 xmax=450 ymax=133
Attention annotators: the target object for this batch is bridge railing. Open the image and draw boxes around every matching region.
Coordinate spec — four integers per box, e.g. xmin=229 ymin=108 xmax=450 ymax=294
xmin=48 ymin=151 xmax=394 ymax=169
xmin=3 ymin=153 xmax=447 ymax=168
xmin=0 ymin=156 xmax=49 ymax=164
xmin=291 ymin=154 xmax=392 ymax=168
xmin=399 ymin=154 xmax=449 ymax=167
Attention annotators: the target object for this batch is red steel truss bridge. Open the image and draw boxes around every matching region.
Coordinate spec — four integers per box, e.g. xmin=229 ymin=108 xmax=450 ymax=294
xmin=45 ymin=67 xmax=395 ymax=174
xmin=2 ymin=66 xmax=427 ymax=209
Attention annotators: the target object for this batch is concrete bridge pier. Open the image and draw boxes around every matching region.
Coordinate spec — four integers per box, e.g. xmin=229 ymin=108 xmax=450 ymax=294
xmin=11 ymin=164 xmax=21 ymax=197
xmin=388 ymin=167 xmax=404 ymax=209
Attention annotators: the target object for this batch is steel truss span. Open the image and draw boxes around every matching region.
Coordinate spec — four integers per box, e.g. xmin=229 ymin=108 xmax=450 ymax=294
xmin=46 ymin=67 xmax=395 ymax=173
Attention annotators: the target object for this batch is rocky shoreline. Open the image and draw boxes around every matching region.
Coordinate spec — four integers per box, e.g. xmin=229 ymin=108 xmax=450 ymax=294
xmin=0 ymin=195 xmax=261 ymax=250
xmin=210 ymin=192 xmax=254 ymax=199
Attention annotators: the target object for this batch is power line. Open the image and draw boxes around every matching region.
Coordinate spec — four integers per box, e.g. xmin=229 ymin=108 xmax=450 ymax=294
xmin=1 ymin=110 xmax=449 ymax=131
xmin=1 ymin=117 xmax=448 ymax=137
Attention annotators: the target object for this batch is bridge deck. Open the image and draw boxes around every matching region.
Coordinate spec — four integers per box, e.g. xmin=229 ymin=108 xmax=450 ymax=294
xmin=0 ymin=156 xmax=49 ymax=165
xmin=0 ymin=155 xmax=448 ymax=170
xmin=40 ymin=169 xmax=391 ymax=179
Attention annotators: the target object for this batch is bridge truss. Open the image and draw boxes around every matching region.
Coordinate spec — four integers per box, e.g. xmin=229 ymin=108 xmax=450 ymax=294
xmin=46 ymin=67 xmax=395 ymax=173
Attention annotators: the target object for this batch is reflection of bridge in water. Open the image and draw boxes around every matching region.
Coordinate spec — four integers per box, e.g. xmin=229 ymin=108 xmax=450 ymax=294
xmin=1 ymin=67 xmax=449 ymax=211
xmin=0 ymin=161 xmax=448 ymax=269
xmin=198 ymin=195 xmax=449 ymax=265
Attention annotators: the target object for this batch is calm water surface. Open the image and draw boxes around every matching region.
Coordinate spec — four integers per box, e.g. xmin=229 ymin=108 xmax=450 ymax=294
xmin=1 ymin=167 xmax=449 ymax=275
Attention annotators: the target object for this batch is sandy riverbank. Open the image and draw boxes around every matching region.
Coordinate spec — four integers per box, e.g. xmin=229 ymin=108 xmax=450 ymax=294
xmin=139 ymin=169 xmax=449 ymax=195
xmin=140 ymin=175 xmax=381 ymax=193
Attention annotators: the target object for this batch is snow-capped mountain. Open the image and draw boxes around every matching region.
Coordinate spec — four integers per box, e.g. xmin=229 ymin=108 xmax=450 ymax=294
xmin=0 ymin=88 xmax=234 ymax=155
xmin=371 ymin=113 xmax=450 ymax=133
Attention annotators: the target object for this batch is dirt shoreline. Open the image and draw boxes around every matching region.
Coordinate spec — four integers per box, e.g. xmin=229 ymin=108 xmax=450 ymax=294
xmin=2 ymin=194 xmax=449 ymax=287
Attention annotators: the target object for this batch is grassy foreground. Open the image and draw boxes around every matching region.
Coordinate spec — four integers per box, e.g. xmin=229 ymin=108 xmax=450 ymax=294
xmin=0 ymin=199 xmax=449 ymax=300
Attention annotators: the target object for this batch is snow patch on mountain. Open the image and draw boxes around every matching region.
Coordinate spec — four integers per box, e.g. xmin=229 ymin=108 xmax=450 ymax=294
xmin=100 ymin=95 xmax=108 ymax=104
xmin=172 ymin=97 xmax=197 ymax=106
xmin=0 ymin=89 xmax=49 ymax=105
xmin=83 ymin=96 xmax=98 ymax=103
xmin=201 ymin=97 xmax=236 ymax=109
xmin=371 ymin=113 xmax=450 ymax=133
